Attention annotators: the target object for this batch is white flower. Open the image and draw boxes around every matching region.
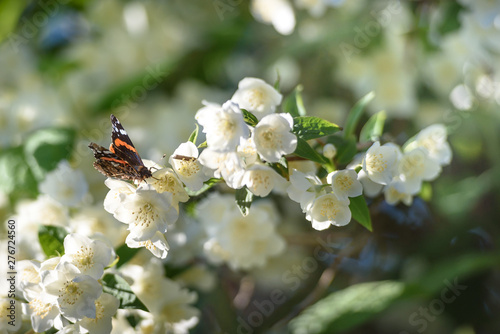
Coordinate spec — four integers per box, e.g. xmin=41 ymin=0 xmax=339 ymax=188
xmin=411 ymin=124 xmax=452 ymax=166
xmin=231 ymin=77 xmax=283 ymax=119
xmin=155 ymin=279 xmax=200 ymax=330
xmin=60 ymin=233 xmax=113 ymax=280
xmin=17 ymin=195 xmax=69 ymax=227
xmin=307 ymin=194 xmax=351 ymax=230
xmin=195 ymin=100 xmax=249 ymax=152
xmin=111 ymin=310 xmax=136 ymax=334
xmin=327 ymin=169 xmax=363 ymax=200
xmin=149 ymin=167 xmax=190 ymax=210
xmin=358 ymin=169 xmax=383 ymax=198
xmin=38 ymin=160 xmax=88 ymax=207
xmin=195 ymin=193 xmax=236 ymax=236
xmin=21 ymin=284 xmax=60 ymax=333
xmin=39 ymin=258 xmax=62 ymax=274
xmin=18 ymin=257 xmax=61 ymax=299
xmin=396 ymin=147 xmax=441 ymax=194
xmin=384 ymin=179 xmax=413 ymax=206
xmin=450 ymin=84 xmax=473 ymax=110
xmin=240 ymin=163 xmax=288 ymax=197
xmin=174 ymin=264 xmax=216 ymax=292
xmin=198 ymin=194 xmax=286 ymax=270
xmin=169 ymin=141 xmax=211 ymax=191
xmin=253 ymin=113 xmax=297 ymax=162
xmin=41 ymin=261 xmax=102 ymax=322
xmin=126 ymin=230 xmax=169 ymax=259
xmin=121 ymin=260 xmax=199 ymax=329
xmin=113 ymin=184 xmax=178 ymax=240
xmin=164 ymin=216 xmax=205 ymax=266
xmin=69 ymin=205 xmax=126 ymax=248
xmin=251 ymin=0 xmax=296 ymax=35
xmin=120 ymin=260 xmax=167 ymax=313
xmin=198 ymin=149 xmax=245 ymax=189
xmin=287 ymin=169 xmax=324 ymax=211
xmin=103 ymin=178 xmax=136 ymax=214
xmin=18 ymin=260 xmax=42 ymax=292
xmin=322 ymin=143 xmax=337 ymax=159
xmin=15 ymin=195 xmax=68 ymax=261
xmin=362 ymin=141 xmax=400 ymax=185
xmin=77 ymin=293 xmax=120 ymax=334
xmin=237 ymin=136 xmax=259 ymax=165
xmin=104 ymin=180 xmax=176 ymax=259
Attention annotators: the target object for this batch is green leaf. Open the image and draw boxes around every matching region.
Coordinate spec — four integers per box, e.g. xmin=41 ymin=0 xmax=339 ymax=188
xmin=414 ymin=252 xmax=500 ymax=295
xmin=328 ymin=135 xmax=358 ymax=166
xmin=38 ymin=225 xmax=68 ymax=258
xmin=293 ymin=116 xmax=341 ymax=141
xmin=343 ymin=92 xmax=375 ymax=139
xmin=186 ymin=178 xmax=220 ymax=197
xmin=188 ymin=124 xmax=199 ymax=144
xmin=114 ymin=244 xmax=140 ymax=269
xmin=0 ymin=0 xmax=27 ymax=44
xmin=434 ymin=172 xmax=492 ymax=220
xmin=242 ymin=109 xmax=258 ymax=127
xmin=289 ymin=252 xmax=500 ymax=334
xmin=437 ymin=1 xmax=465 ymax=36
xmin=24 ymin=127 xmax=76 ymax=181
xmin=349 ymin=195 xmax=372 ymax=232
xmin=294 ymin=138 xmax=329 ymax=165
xmin=269 ymin=157 xmax=288 ymax=178
xmin=0 ymin=146 xmax=38 ymax=201
xmin=359 ymin=110 xmax=386 ymax=142
xmin=235 ymin=186 xmax=254 ymax=216
xmin=283 ymin=85 xmax=306 ymax=117
xmin=289 ymin=280 xmax=406 ymax=334
xmin=102 ymin=273 xmax=149 ymax=312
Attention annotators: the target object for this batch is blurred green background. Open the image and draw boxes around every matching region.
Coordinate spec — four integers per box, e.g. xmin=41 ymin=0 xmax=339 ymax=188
xmin=1 ymin=0 xmax=499 ymax=333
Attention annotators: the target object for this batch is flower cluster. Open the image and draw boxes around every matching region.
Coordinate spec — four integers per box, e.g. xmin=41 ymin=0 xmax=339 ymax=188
xmin=103 ymin=177 xmax=180 ymax=259
xmin=16 ymin=232 xmax=201 ymax=334
xmin=362 ymin=124 xmax=451 ymax=206
xmin=197 ymin=193 xmax=286 ymax=270
xmin=285 ymin=124 xmax=451 ymax=230
xmin=119 ymin=259 xmax=200 ymax=333
xmin=6 ymin=74 xmax=452 ymax=334
xmin=197 ymin=78 xmax=296 ymax=196
xmin=103 ymin=76 xmax=452 ymax=242
xmin=18 ymin=234 xmax=116 ymax=334
xmin=286 ymin=168 xmax=362 ymax=230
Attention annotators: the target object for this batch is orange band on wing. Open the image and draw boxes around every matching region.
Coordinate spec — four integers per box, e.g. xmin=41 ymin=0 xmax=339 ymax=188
xmin=109 ymin=144 xmax=115 ymax=153
xmin=100 ymin=157 xmax=128 ymax=164
xmin=113 ymin=139 xmax=137 ymax=152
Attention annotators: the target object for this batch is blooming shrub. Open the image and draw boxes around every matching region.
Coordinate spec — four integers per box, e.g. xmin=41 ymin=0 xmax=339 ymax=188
xmin=2 ymin=1 xmax=499 ymax=333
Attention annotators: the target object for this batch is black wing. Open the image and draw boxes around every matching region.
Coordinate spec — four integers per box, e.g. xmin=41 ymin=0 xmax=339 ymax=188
xmin=109 ymin=114 xmax=145 ymax=168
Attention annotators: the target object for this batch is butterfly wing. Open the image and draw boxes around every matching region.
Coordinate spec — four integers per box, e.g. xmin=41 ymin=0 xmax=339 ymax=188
xmin=88 ymin=143 xmax=141 ymax=181
xmin=109 ymin=114 xmax=146 ymax=168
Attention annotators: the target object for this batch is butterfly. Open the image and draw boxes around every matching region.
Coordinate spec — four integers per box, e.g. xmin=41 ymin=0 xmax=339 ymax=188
xmin=88 ymin=114 xmax=152 ymax=182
